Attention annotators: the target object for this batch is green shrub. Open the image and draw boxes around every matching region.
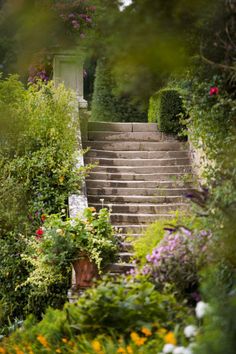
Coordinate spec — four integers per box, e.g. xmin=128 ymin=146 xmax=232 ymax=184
xmin=91 ymin=59 xmax=147 ymax=122
xmin=0 ymin=276 xmax=190 ymax=353
xmin=148 ymin=88 xmax=185 ymax=134
xmin=0 ymin=76 xmax=89 ymax=328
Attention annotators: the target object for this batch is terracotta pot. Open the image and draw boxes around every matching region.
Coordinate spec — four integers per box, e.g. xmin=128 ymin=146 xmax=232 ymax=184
xmin=72 ymin=253 xmax=98 ymax=290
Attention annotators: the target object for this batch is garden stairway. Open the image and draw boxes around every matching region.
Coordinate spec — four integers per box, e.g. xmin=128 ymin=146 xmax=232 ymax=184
xmin=82 ymin=122 xmax=193 ymax=274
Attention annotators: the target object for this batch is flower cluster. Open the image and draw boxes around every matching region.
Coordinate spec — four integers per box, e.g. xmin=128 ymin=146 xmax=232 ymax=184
xmin=28 ymin=65 xmax=50 ymax=84
xmin=55 ymin=0 xmax=95 ymax=37
xmin=141 ymin=227 xmax=211 ymax=298
xmin=22 ymin=208 xmax=117 ymax=289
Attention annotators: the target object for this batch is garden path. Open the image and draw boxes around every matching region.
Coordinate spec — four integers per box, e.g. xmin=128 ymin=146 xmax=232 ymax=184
xmin=83 ymin=122 xmax=193 ymax=273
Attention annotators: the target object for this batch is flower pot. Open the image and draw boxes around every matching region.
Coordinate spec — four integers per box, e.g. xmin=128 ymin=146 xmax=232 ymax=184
xmin=72 ymin=252 xmax=98 ymax=290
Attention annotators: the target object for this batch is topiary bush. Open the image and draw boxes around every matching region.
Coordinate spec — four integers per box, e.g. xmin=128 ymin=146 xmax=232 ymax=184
xmin=148 ymin=88 xmax=185 ymax=134
xmin=91 ymin=59 xmax=147 ymax=122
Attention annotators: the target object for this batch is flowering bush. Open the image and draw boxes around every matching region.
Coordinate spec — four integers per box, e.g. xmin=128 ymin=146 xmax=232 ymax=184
xmin=141 ymin=227 xmax=212 ymax=300
xmin=22 ymin=208 xmax=117 ymax=290
xmin=54 ymin=0 xmax=95 ymax=43
xmin=0 ymin=276 xmax=191 ymax=353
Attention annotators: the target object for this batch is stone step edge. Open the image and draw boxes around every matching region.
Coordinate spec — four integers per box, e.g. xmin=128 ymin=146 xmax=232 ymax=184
xmin=86 ymin=179 xmax=192 ymax=184
xmin=92 ymin=202 xmax=189 ymax=207
xmin=85 ymin=157 xmax=190 ymax=162
xmin=86 ymin=149 xmax=189 ymax=153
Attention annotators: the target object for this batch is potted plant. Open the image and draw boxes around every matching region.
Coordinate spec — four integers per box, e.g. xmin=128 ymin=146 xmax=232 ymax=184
xmin=23 ymin=207 xmax=118 ymax=291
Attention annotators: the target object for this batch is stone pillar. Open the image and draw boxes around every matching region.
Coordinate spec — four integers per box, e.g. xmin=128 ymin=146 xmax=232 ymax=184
xmin=53 ymin=50 xmax=88 ymax=301
xmin=53 ymin=50 xmax=88 ymax=109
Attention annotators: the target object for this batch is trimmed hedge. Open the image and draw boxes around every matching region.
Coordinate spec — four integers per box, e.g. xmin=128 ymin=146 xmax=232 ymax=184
xmin=148 ymin=88 xmax=184 ymax=134
xmin=91 ymin=59 xmax=147 ymax=122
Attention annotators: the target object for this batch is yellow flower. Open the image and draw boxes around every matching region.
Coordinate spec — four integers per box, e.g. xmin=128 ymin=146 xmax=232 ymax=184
xmin=37 ymin=335 xmax=50 ymax=349
xmin=130 ymin=332 xmax=139 ymax=343
xmin=126 ymin=346 xmax=133 ymax=354
xmin=141 ymin=327 xmax=152 ymax=337
xmin=56 ymin=350 xmax=62 ymax=353
xmin=157 ymin=328 xmax=167 ymax=337
xmin=164 ymin=331 xmax=177 ymax=346
xmin=130 ymin=332 xmax=147 ymax=347
xmin=92 ymin=340 xmax=102 ymax=352
xmin=62 ymin=338 xmax=68 ymax=343
xmin=0 ymin=348 xmax=6 ymax=354
xmin=117 ymin=348 xmax=126 ymax=354
xmin=59 ymin=176 xmax=65 ymax=183
xmin=89 ymin=207 xmax=96 ymax=212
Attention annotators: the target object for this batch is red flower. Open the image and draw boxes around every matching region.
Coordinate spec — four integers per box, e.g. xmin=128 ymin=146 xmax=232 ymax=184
xmin=209 ymin=86 xmax=219 ymax=96
xmin=36 ymin=228 xmax=44 ymax=236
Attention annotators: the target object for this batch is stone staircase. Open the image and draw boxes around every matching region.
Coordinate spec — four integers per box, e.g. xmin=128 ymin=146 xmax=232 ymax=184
xmin=82 ymin=122 xmax=193 ymax=273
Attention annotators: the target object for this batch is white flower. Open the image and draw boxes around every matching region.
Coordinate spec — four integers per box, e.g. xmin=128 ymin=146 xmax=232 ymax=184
xmin=173 ymin=347 xmax=186 ymax=354
xmin=195 ymin=301 xmax=210 ymax=319
xmin=163 ymin=344 xmax=176 ymax=353
xmin=119 ymin=0 xmax=133 ymax=11
xmin=183 ymin=347 xmax=193 ymax=354
xmin=56 ymin=228 xmax=63 ymax=235
xmin=184 ymin=325 xmax=198 ymax=338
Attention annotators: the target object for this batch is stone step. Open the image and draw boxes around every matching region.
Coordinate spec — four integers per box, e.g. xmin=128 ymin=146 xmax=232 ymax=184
xmin=87 ymin=187 xmax=193 ymax=196
xmin=113 ymin=225 xmax=149 ymax=234
xmin=88 ymin=131 xmax=175 ymax=142
xmin=118 ymin=252 xmax=133 ymax=262
xmin=88 ymin=195 xmax=187 ymax=204
xmin=110 ymin=213 xmax=174 ymax=224
xmin=88 ymin=122 xmax=158 ymax=132
xmin=83 ymin=141 xmax=187 ymax=151
xmin=108 ymin=263 xmax=135 ymax=273
xmin=118 ymin=242 xmax=134 ymax=252
xmin=92 ymin=165 xmax=192 ymax=174
xmin=87 ymin=172 xmax=192 ymax=182
xmin=91 ymin=202 xmax=188 ymax=214
xmin=86 ymin=180 xmax=192 ymax=189
xmin=85 ymin=157 xmax=190 ymax=167
xmin=86 ymin=149 xmax=189 ymax=159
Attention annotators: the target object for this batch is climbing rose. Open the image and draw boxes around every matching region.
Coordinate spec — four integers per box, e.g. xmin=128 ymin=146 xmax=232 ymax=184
xmin=209 ymin=86 xmax=219 ymax=96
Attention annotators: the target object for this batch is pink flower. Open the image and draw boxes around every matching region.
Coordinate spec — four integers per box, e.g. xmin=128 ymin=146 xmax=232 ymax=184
xmin=209 ymin=86 xmax=219 ymax=96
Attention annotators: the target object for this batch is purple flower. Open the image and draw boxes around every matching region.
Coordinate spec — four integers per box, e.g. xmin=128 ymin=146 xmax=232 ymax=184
xmin=142 ymin=265 xmax=151 ymax=276
xmin=68 ymin=13 xmax=76 ymax=19
xmin=72 ymin=20 xmax=80 ymax=29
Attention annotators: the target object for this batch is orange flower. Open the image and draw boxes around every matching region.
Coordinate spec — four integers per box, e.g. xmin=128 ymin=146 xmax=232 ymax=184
xmin=164 ymin=331 xmax=177 ymax=346
xmin=0 ymin=348 xmax=6 ymax=354
xmin=14 ymin=346 xmax=24 ymax=354
xmin=141 ymin=327 xmax=152 ymax=337
xmin=117 ymin=348 xmax=126 ymax=354
xmin=126 ymin=346 xmax=133 ymax=354
xmin=37 ymin=335 xmax=50 ymax=349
